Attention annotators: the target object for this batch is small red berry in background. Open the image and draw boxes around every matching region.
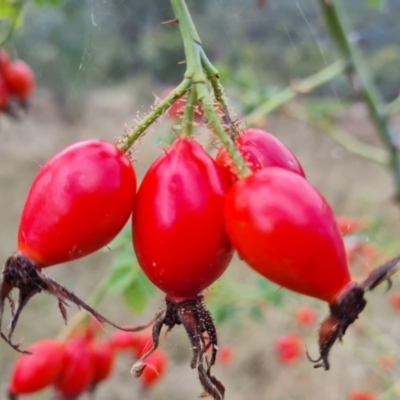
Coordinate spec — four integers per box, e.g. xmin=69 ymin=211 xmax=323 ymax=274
xmin=9 ymin=339 xmax=65 ymax=397
xmin=140 ymin=350 xmax=168 ymax=388
xmin=54 ymin=337 xmax=95 ymax=398
xmin=161 ymin=86 xmax=203 ymax=121
xmin=0 ymin=77 xmax=9 ymax=111
xmin=69 ymin=316 xmax=104 ymax=341
xmin=294 ymin=306 xmax=317 ymax=327
xmin=111 ymin=327 xmax=143 ymax=352
xmin=275 ymin=333 xmax=303 ymax=365
xmin=2 ymin=59 xmax=35 ymax=102
xmin=378 ymin=354 xmax=396 ymax=371
xmin=336 ymin=216 xmax=368 ymax=236
xmin=348 ymin=390 xmax=379 ymax=400
xmin=135 ymin=331 xmax=154 ymax=358
xmin=388 ymin=292 xmax=400 ymax=311
xmin=91 ymin=340 xmax=116 ymax=385
xmin=217 ymin=345 xmax=235 ymax=366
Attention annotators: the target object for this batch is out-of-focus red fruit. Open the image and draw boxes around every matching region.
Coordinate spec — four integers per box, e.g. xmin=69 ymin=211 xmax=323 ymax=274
xmin=336 ymin=216 xmax=368 ymax=236
xmin=0 ymin=77 xmax=9 ymax=111
xmin=275 ymin=333 xmax=303 ymax=365
xmin=3 ymin=59 xmax=35 ymax=101
xmin=216 ymin=128 xmax=305 ymax=185
xmin=378 ymin=354 xmax=395 ymax=371
xmin=135 ymin=331 xmax=154 ymax=358
xmin=9 ymin=339 xmax=65 ymax=396
xmin=348 ymin=390 xmax=378 ymax=400
xmin=161 ymin=86 xmax=203 ymax=121
xmin=388 ymin=292 xmax=400 ymax=311
xmin=68 ymin=316 xmax=104 ymax=341
xmin=140 ymin=350 xmax=168 ymax=388
xmin=217 ymin=345 xmax=235 ymax=366
xmin=55 ymin=338 xmax=95 ymax=397
xmin=295 ymin=306 xmax=317 ymax=327
xmin=111 ymin=327 xmax=142 ymax=351
xmin=91 ymin=340 xmax=115 ymax=384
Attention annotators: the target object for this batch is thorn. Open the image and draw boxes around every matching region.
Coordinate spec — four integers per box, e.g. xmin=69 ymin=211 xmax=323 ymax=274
xmin=178 ymin=60 xmax=186 ymax=65
xmin=162 ymin=18 xmax=179 ymax=25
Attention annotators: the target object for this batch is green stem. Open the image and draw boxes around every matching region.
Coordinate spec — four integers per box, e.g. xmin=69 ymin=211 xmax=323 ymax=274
xmin=118 ymin=79 xmax=191 ymax=152
xmin=387 ymin=94 xmax=400 ymax=116
xmin=181 ymin=86 xmax=197 ymax=137
xmin=201 ymin=50 xmax=239 ymax=136
xmin=318 ymin=0 xmax=400 ymax=200
xmin=196 ymin=82 xmax=250 ymax=177
xmin=170 ymin=0 xmax=250 ymax=177
xmin=170 ymin=0 xmax=203 ymax=82
xmin=286 ymin=105 xmax=387 ymax=165
xmin=245 ymin=60 xmax=346 ymax=125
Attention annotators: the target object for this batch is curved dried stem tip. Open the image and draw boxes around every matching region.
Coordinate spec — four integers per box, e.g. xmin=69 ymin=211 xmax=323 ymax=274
xmin=308 ymin=255 xmax=400 ymax=370
xmin=0 ymin=253 xmax=150 ymax=352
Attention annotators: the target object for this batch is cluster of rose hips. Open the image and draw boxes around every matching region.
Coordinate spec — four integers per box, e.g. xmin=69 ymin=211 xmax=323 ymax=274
xmin=0 ymin=48 xmax=35 ymax=117
xmin=8 ymin=317 xmax=167 ymax=399
xmin=1 ymin=84 xmax=398 ymax=400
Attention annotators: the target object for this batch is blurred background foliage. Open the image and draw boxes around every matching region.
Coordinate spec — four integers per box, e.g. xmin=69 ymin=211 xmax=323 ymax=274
xmin=0 ymin=0 xmax=398 ymax=112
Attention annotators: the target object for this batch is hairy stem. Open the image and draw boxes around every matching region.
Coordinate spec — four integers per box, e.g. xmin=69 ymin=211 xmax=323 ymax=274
xmin=170 ymin=0 xmax=250 ymax=177
xmin=117 ymin=79 xmax=191 ymax=152
xmin=181 ymin=86 xmax=197 ymax=137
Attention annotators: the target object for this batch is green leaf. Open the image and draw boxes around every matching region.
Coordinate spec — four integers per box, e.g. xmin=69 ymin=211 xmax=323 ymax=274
xmin=123 ymin=279 xmax=148 ymax=313
xmin=256 ymin=278 xmax=286 ymax=306
xmin=108 ymin=263 xmax=137 ymax=293
xmin=367 ymin=0 xmax=385 ymax=9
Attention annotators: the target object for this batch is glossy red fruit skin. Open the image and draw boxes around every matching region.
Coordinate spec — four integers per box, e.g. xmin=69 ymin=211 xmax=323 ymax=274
xmin=132 ymin=137 xmax=233 ymax=300
xmin=140 ymin=350 xmax=168 ymax=387
xmin=216 ymin=128 xmax=305 ymax=185
xmin=18 ymin=140 xmax=136 ymax=267
xmin=55 ymin=338 xmax=95 ymax=397
xmin=91 ymin=340 xmax=115 ymax=383
xmin=3 ymin=59 xmax=35 ymax=100
xmin=9 ymin=339 xmax=65 ymax=395
xmin=224 ymin=168 xmax=350 ymax=304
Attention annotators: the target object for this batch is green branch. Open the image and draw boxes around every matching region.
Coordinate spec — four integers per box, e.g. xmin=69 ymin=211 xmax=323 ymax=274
xmin=117 ymin=79 xmax=191 ymax=152
xmin=245 ymin=60 xmax=346 ymax=125
xmin=286 ymin=105 xmax=387 ymax=165
xmin=318 ymin=0 xmax=400 ymax=199
xmin=388 ymin=94 xmax=400 ymax=116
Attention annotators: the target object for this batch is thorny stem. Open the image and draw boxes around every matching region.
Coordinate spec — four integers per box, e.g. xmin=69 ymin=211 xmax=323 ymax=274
xmin=118 ymin=79 xmax=191 ymax=152
xmin=181 ymin=86 xmax=197 ymax=137
xmin=244 ymin=60 xmax=346 ymax=125
xmin=170 ymin=0 xmax=250 ymax=178
xmin=318 ymin=0 xmax=400 ymax=200
xmin=201 ymin=51 xmax=239 ymax=136
xmin=117 ymin=0 xmax=250 ymax=177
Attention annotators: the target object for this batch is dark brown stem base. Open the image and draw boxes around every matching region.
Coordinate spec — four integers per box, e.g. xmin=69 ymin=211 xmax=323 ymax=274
xmin=131 ymin=295 xmax=225 ymax=400
xmin=0 ymin=253 xmax=151 ymax=353
xmin=307 ymin=256 xmax=400 ymax=370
